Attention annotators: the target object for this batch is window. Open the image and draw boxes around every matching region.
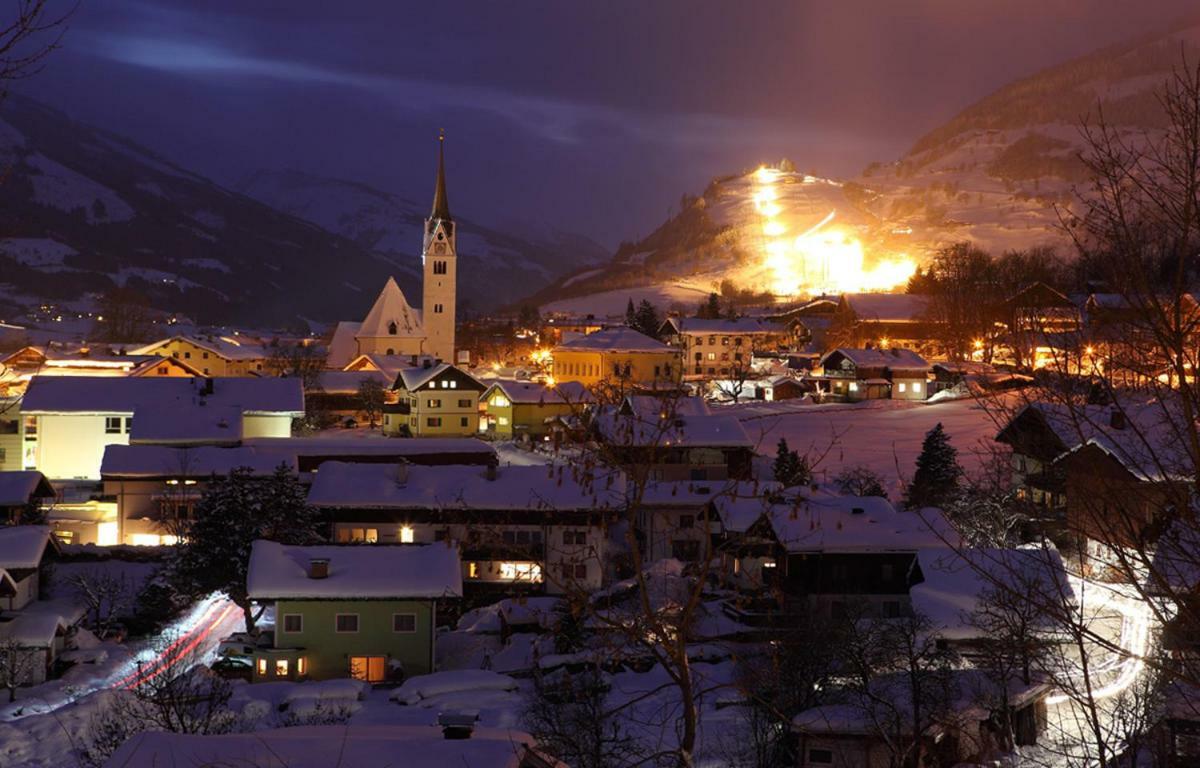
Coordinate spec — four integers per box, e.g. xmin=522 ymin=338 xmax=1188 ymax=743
xmin=202 ymin=352 xmax=209 ymax=359
xmin=22 ymin=415 xmax=36 ymax=437
xmin=275 ymin=659 xmax=289 ymax=676
xmin=388 ymin=321 xmax=398 ymax=335
xmin=184 ymin=351 xmax=191 ymax=359
xmin=460 ymin=416 xmax=469 ymax=427
xmin=433 ymin=260 xmax=447 ymax=275
xmin=913 ymin=382 xmax=922 ymax=393
xmin=297 ymin=657 xmax=307 ymax=676
xmin=399 ymin=525 xmax=414 ymax=544
xmin=427 ymin=417 xmax=442 ymax=427
xmin=349 ymin=656 xmax=386 ymax=682
xmin=707 ymin=352 xmax=715 ymax=361
xmin=563 ymin=530 xmax=587 ymax=546
xmin=336 ymin=527 xmax=378 ymax=543
xmin=809 ymin=748 xmax=834 ymax=764
xmin=848 ymin=382 xmax=858 ymax=392
xmin=256 ymin=658 xmax=267 ymax=676
xmin=734 ymin=337 xmax=743 ymax=346
xmin=458 ymin=398 xmax=472 ymax=408
xmin=392 ymin=613 xmax=417 ymax=633
xmin=560 ymin=562 xmax=587 ymax=579
xmin=428 ymin=399 xmax=442 ymax=408
xmin=282 ymin=614 xmax=303 ymax=633
xmin=696 ymin=337 xmax=703 ymax=347
xmin=498 ymin=416 xmax=510 ymax=426
xmin=721 ymin=337 xmax=729 ymax=346
xmin=679 ymin=514 xmax=695 ymax=529
xmin=499 ymin=562 xmax=542 ymax=581
xmin=898 ymin=382 xmax=907 ymax=393
xmin=434 ymin=303 xmax=443 ymax=314
xmin=335 ymin=614 xmax=359 ymax=633
xmin=124 ymin=417 xmax=132 ymax=434
xmin=105 ymin=417 xmax=122 ymax=434
xmin=158 ymin=366 xmax=169 ymax=375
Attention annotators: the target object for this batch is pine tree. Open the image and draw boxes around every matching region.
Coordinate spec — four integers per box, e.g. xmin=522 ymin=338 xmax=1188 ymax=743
xmin=634 ymin=300 xmax=660 ymax=339
xmin=904 ymin=422 xmax=962 ymax=509
xmin=696 ymin=292 xmax=721 ymax=319
xmin=773 ymin=438 xmax=811 ymax=488
xmin=625 ymin=298 xmax=637 ymax=329
xmin=175 ymin=465 xmax=318 ymax=630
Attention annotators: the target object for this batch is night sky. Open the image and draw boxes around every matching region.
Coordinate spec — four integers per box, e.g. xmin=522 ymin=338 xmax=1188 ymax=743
xmin=19 ymin=0 xmax=1200 ymax=248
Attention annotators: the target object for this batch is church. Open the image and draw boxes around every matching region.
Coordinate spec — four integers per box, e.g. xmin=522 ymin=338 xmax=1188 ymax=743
xmin=339 ymin=134 xmax=458 ymax=365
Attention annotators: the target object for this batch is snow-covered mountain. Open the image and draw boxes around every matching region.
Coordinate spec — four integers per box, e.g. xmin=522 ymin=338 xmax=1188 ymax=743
xmin=236 ymin=169 xmax=607 ymax=311
xmin=0 ymin=96 xmax=604 ymax=328
xmin=532 ymin=18 xmax=1200 ymax=316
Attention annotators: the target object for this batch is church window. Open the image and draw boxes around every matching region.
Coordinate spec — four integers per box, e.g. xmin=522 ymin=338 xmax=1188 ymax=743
xmin=388 ymin=322 xmax=397 ymax=335
xmin=386 ymin=348 xmax=395 ymax=355
xmin=434 ymin=304 xmax=443 ymax=314
xmin=433 ymin=260 xmax=447 ymax=274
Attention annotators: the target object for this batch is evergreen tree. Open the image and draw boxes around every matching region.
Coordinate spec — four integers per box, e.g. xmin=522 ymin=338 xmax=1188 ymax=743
xmin=773 ymin=438 xmax=811 ymax=488
xmin=904 ymin=422 xmax=962 ymax=509
xmin=625 ymin=298 xmax=637 ymax=329
xmin=175 ymin=465 xmax=318 ymax=630
xmin=634 ymin=300 xmax=660 ymax=339
xmin=696 ymin=292 xmax=721 ymax=319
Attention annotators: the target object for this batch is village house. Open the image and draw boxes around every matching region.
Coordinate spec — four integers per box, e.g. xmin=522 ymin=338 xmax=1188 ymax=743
xmin=0 ymin=526 xmax=79 ymax=687
xmin=130 ymin=335 xmax=272 ymax=377
xmin=382 ymin=362 xmax=486 ymax=438
xmin=246 ymin=540 xmax=462 ymax=682
xmin=0 ymin=471 xmax=55 ymax=525
xmin=18 ymin=376 xmax=304 ymax=481
xmin=307 ymin=461 xmax=620 ymax=594
xmin=0 ymin=344 xmax=203 ymax=391
xmin=637 ymin=480 xmax=780 ymax=565
xmin=479 ymin=379 xmax=589 ymax=441
xmin=658 ymin=316 xmax=789 ymax=379
xmin=551 ymin=327 xmax=681 ymax=390
xmin=818 ymin=347 xmax=930 ymax=401
xmin=306 ymin=369 xmax=393 ymax=426
xmin=829 ymin=293 xmax=938 ymax=352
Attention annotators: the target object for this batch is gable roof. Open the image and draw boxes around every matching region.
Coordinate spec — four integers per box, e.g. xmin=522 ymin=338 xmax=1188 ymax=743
xmin=246 ymin=540 xmax=462 ymax=600
xmin=0 ymin=525 xmax=55 ymax=569
xmin=307 ymin=461 xmax=622 ymax=512
xmin=130 ymin=335 xmax=269 ymax=362
xmin=0 ymin=472 xmax=55 ymax=506
xmin=592 ymin=409 xmax=753 ymax=449
xmin=395 ymin=363 xmax=484 ymax=393
xmin=101 ymin=444 xmax=296 ymax=479
xmin=820 ymin=347 xmax=929 ymax=371
xmin=357 ymin=278 xmax=423 ymax=339
xmin=555 ymin=327 xmax=671 ymax=353
xmin=21 ymin=376 xmax=304 ymax=416
xmin=764 ymin=491 xmax=953 ymax=553
xmin=326 ymin=321 xmax=363 ymax=369
xmin=484 ymin=379 xmax=590 ymax=405
xmin=841 ymin=293 xmax=931 ymax=323
xmin=662 ymin=317 xmax=787 ymax=336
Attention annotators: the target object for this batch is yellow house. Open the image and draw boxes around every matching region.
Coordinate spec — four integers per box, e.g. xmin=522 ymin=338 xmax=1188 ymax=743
xmin=479 ymin=379 xmax=589 ymax=440
xmin=551 ymin=327 xmax=681 ymax=390
xmin=131 ymin=335 xmax=270 ymax=377
xmin=383 ymin=363 xmax=486 ymax=438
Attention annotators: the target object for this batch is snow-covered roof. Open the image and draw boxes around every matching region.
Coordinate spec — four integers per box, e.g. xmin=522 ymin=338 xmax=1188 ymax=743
xmin=130 ymin=402 xmax=243 ymax=444
xmin=357 ymin=278 xmax=424 ymax=339
xmin=555 ymin=326 xmax=671 ymax=353
xmin=0 ymin=600 xmax=79 ymax=647
xmin=841 ymin=293 xmax=930 ymax=322
xmin=484 ymin=379 xmax=589 ymax=405
xmin=130 ymin=334 xmax=269 ymax=361
xmin=620 ymin=394 xmax=710 ymax=418
xmin=0 ymin=471 xmax=54 ymax=506
xmin=308 ymin=461 xmax=622 ymax=511
xmin=766 ymin=492 xmax=953 ymax=553
xmin=663 ymin=317 xmax=787 ymax=335
xmin=101 ymin=444 xmax=296 ymax=479
xmin=243 ymin=436 xmax=495 ymax=461
xmin=246 ymin=540 xmax=462 ymax=600
xmin=0 ymin=525 xmax=54 ymax=569
xmin=313 ymin=369 xmax=391 ymax=394
xmin=821 ymin=347 xmax=929 ymax=371
xmin=910 ymin=547 xmax=1073 ymax=639
xmin=396 ymin=362 xmax=484 ymax=393
xmin=21 ymin=376 xmax=304 ymax=416
xmin=326 ymin=320 xmax=362 ymax=369
xmin=593 ymin=410 xmax=753 ymax=449
xmin=105 ymin=724 xmax=540 ymax=768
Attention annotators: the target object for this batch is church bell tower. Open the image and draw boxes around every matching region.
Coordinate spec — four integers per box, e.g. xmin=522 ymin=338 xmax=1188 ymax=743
xmin=422 ymin=131 xmax=457 ymax=363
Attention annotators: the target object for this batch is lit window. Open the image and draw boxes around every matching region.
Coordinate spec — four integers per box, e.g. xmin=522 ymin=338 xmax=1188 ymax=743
xmin=256 ymin=658 xmax=267 ymax=676
xmin=898 ymin=382 xmax=907 ymax=393
xmin=498 ymin=416 xmax=510 ymax=426
xmin=499 ymin=562 xmax=543 ymax=582
xmin=297 ymin=657 xmax=307 ymax=676
xmin=275 ymin=659 xmax=289 ymax=676
xmin=848 ymin=382 xmax=858 ymax=392
xmin=913 ymin=382 xmax=922 ymax=393
xmin=400 ymin=526 xmax=414 ymax=544
xmin=468 ymin=562 xmax=479 ymax=579
xmin=450 ymin=381 xmax=457 ymax=388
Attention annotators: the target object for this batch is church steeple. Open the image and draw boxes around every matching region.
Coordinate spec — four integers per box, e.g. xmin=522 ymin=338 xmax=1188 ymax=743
xmin=430 ymin=130 xmax=451 ymax=221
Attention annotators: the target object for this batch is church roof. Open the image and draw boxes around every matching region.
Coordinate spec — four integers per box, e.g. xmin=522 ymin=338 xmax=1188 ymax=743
xmin=357 ymin=278 xmax=423 ymax=340
xmin=431 ymin=134 xmax=451 ymax=221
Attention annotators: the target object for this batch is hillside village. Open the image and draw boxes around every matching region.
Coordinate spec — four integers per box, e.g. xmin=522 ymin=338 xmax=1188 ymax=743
xmin=5 ymin=5 xmax=1200 ymax=768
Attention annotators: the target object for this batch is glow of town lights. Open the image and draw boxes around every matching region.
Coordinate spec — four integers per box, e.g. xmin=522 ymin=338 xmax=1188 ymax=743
xmin=750 ymin=165 xmax=917 ymax=296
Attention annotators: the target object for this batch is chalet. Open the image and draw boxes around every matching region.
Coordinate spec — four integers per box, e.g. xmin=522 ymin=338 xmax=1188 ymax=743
xmin=0 ymin=527 xmax=73 ymax=687
xmin=307 ymin=461 xmax=620 ymax=594
xmin=479 ymin=379 xmax=589 ymax=441
xmin=0 ymin=525 xmax=57 ymax=611
xmin=818 ymin=348 xmax=930 ymax=401
xmin=19 ymin=376 xmax=304 ymax=480
xmin=637 ymin=480 xmax=779 ymax=565
xmin=542 ymin=314 xmax=606 ymax=344
xmin=994 ymin=401 xmax=1190 ymax=555
xmin=130 ymin=335 xmax=271 ymax=377
xmin=592 ymin=406 xmax=755 ymax=481
xmin=0 ymin=471 xmax=55 ymax=525
xmin=830 ymin=293 xmax=938 ymax=352
xmin=743 ymin=491 xmax=954 ymax=619
xmin=551 ymin=327 xmax=681 ymax=389
xmin=383 ymin=362 xmax=486 ymax=438
xmin=246 ymin=540 xmax=462 ymax=682
xmin=659 ymin=317 xmax=789 ymax=379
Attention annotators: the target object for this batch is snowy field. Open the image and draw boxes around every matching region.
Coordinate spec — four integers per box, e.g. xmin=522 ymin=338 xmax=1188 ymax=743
xmin=727 ymin=395 xmax=1010 ymax=497
xmin=540 ymin=283 xmax=712 ymax=318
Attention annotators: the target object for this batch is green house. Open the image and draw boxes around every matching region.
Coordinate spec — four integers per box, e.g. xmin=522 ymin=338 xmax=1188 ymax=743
xmin=246 ymin=540 xmax=462 ymax=683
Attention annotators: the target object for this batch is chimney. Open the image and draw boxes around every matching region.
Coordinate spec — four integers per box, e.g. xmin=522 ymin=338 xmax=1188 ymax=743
xmin=1110 ymin=409 xmax=1126 ymax=430
xmin=308 ymin=558 xmax=329 ymax=579
xmin=423 ymin=358 xmax=433 ymax=369
xmin=438 ymin=710 xmax=479 ymax=740
xmin=486 ymin=463 xmax=497 ymax=482
xmin=395 ymin=462 xmax=409 ymax=485
xmin=410 ymin=354 xmax=418 ymax=366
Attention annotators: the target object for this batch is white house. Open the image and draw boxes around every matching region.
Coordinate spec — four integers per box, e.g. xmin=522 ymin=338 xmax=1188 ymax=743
xmin=19 ymin=376 xmax=304 ymax=480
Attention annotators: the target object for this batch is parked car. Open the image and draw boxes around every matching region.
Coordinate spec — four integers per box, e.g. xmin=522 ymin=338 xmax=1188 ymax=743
xmin=211 ymin=656 xmax=254 ymax=681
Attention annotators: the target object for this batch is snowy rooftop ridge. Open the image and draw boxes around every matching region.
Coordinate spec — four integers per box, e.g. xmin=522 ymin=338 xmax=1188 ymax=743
xmin=765 ymin=492 xmax=954 ymax=553
xmin=20 ymin=375 xmax=305 ymax=415
xmin=483 ymin=378 xmax=589 ymax=405
xmin=555 ymin=326 xmax=671 ymax=353
xmin=357 ymin=277 xmax=423 ymax=339
xmin=0 ymin=471 xmax=55 ymax=507
xmin=246 ymin=540 xmax=463 ymax=600
xmin=0 ymin=525 xmax=54 ymax=569
xmin=821 ymin=347 xmax=930 ymax=371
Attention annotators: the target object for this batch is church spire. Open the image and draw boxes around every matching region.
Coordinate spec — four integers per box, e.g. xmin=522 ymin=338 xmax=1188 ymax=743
xmin=430 ymin=130 xmax=451 ymax=221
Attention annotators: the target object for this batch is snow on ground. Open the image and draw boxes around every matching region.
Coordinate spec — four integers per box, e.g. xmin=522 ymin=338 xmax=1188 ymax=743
xmin=727 ymin=395 xmax=1009 ymax=497
xmin=541 ymin=283 xmax=712 ymax=318
xmin=0 ymin=238 xmax=78 ymax=269
xmin=25 ymin=153 xmax=135 ymax=224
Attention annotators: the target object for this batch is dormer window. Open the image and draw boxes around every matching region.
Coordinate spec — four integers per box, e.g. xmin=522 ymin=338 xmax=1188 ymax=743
xmin=388 ymin=322 xmax=397 ymax=335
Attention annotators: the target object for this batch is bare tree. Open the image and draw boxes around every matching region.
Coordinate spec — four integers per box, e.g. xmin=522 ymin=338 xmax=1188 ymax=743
xmin=358 ymin=376 xmax=385 ymax=428
xmin=0 ymin=0 xmax=71 ymax=105
xmin=0 ymin=636 xmax=41 ymax=702
xmin=69 ymin=568 xmax=133 ymax=640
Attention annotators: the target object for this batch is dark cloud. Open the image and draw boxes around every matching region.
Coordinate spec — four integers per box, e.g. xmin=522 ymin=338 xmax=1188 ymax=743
xmin=18 ymin=0 xmax=1199 ymax=246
